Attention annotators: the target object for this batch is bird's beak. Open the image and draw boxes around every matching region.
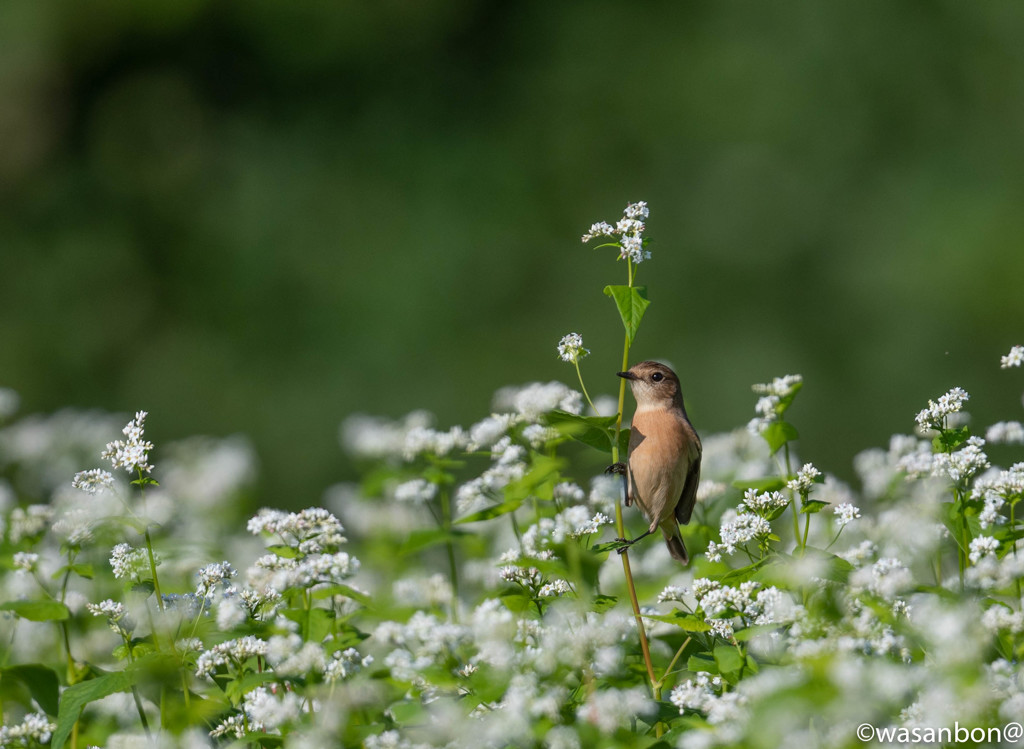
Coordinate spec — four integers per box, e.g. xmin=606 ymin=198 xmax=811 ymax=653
xmin=617 ymin=371 xmax=638 ymax=380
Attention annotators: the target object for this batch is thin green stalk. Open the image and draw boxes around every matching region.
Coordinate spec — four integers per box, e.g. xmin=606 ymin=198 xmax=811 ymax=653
xmin=1012 ymin=502 xmax=1021 ymax=599
xmin=573 ymin=359 xmax=598 ymax=414
xmin=440 ymin=488 xmax=460 ymax=620
xmin=610 ymin=257 xmax=659 ymax=734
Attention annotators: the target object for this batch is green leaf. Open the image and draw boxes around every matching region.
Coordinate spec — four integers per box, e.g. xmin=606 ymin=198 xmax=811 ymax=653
xmin=713 ymin=644 xmax=744 ymax=677
xmin=686 ymin=653 xmax=717 ymax=675
xmin=266 ymin=544 xmax=300 ymax=559
xmin=456 ymin=499 xmax=524 ymax=524
xmin=800 ymin=499 xmax=830 ymax=514
xmin=53 ymin=670 xmax=140 ymax=748
xmin=389 ymin=699 xmax=426 ymax=725
xmin=0 ymin=600 xmax=70 ymax=622
xmin=761 ymin=420 xmax=799 ymax=455
xmin=51 ymin=563 xmax=94 ymax=580
xmin=933 ymin=426 xmax=970 ymax=452
xmin=732 ymin=477 xmax=787 ymax=492
xmin=591 ymin=594 xmax=618 ymax=613
xmin=545 ymin=411 xmax=617 ymax=453
xmin=643 ymin=610 xmax=712 ymax=633
xmin=604 ymin=285 xmax=651 ymax=346
xmin=0 ymin=664 xmax=60 ymax=715
xmin=311 ymin=583 xmax=372 ymax=606
xmin=224 ymin=670 xmax=277 ymax=705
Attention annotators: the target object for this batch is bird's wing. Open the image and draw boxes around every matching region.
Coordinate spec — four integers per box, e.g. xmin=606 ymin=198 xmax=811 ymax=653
xmin=674 ymin=438 xmax=702 ymax=526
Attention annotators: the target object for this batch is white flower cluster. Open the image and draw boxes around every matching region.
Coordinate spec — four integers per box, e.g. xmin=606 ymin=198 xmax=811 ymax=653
xmin=325 ymin=647 xmax=374 ymax=682
xmin=100 ymin=410 xmax=155 ymax=473
xmin=557 ymin=332 xmax=590 ymax=364
xmin=402 ymin=423 xmax=467 ymax=461
xmin=691 ymin=578 xmax=796 ymax=639
xmin=670 ymin=671 xmax=746 ymax=727
xmin=86 ymin=598 xmax=126 ymax=622
xmin=7 ymin=504 xmax=53 ymax=543
xmin=706 ymin=508 xmax=772 ymax=562
xmin=833 ymin=502 xmax=861 ymax=527
xmin=747 ymin=374 xmax=802 ymax=433
xmin=739 ymin=487 xmax=789 ymax=515
xmin=786 ymin=463 xmax=821 ymax=494
xmin=914 ymin=387 xmax=969 ymax=431
xmin=392 ymin=477 xmax=438 ymax=504
xmin=195 ymin=635 xmax=268 ymax=677
xmin=71 ymin=467 xmax=115 ymax=494
xmin=968 ymin=535 xmax=1000 ymax=564
xmin=657 ymin=585 xmax=689 ymax=603
xmin=341 ymin=410 xmax=432 ymax=461
xmin=247 ymin=507 xmax=347 ymax=552
xmin=196 ymin=561 xmax=237 ymax=598
xmin=850 ymin=557 xmax=913 ymax=601
xmin=538 ymin=579 xmax=573 ymax=598
xmin=520 ymin=505 xmax=612 ymax=554
xmin=247 ymin=550 xmax=359 ymax=594
xmin=492 ymin=382 xmax=582 ymax=420
xmin=12 ymin=551 xmax=39 ymax=571
xmin=580 ymin=201 xmax=652 ymax=264
xmin=986 ymin=420 xmax=1024 ymax=444
xmin=898 ymin=435 xmax=990 ymax=485
xmin=455 ymin=437 xmax=528 ymax=515
xmin=1001 ymin=344 xmax=1024 ymax=369
xmin=236 ymin=686 xmax=307 ymax=734
xmin=109 ymin=542 xmax=152 ymax=581
xmin=0 ymin=711 xmax=55 ymax=746
xmin=982 ymin=605 xmax=1024 ymax=635
xmin=972 ymin=462 xmax=1024 ymax=528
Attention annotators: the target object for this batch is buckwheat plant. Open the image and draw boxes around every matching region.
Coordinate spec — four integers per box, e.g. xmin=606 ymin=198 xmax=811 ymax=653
xmin=1 ymin=217 xmax=1023 ymax=748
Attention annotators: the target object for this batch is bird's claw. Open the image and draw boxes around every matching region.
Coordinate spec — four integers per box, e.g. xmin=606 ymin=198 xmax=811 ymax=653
xmin=605 ymin=462 xmax=627 ymax=476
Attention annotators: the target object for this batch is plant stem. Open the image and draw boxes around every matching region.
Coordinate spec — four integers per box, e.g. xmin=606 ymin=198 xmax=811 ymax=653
xmin=573 ymin=359 xmax=599 ymax=414
xmin=144 ymin=528 xmax=164 ymax=612
xmin=440 ymin=488 xmax=460 ymax=620
xmin=610 ymin=263 xmax=659 ymax=735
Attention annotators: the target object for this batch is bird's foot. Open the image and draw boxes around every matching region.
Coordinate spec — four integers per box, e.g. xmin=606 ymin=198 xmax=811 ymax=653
xmin=614 ymin=537 xmax=635 ymax=555
xmin=604 ymin=462 xmax=627 ymax=476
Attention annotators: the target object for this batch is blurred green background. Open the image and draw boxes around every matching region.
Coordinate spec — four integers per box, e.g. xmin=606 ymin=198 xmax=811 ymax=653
xmin=3 ymin=1 xmax=1023 ymax=509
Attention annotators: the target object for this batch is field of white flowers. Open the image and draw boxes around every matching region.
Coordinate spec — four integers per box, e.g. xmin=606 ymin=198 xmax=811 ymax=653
xmin=1 ymin=204 xmax=1023 ymax=748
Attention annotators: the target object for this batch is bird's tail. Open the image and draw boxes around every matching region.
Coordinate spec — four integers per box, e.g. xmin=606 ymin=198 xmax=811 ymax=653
xmin=661 ymin=525 xmax=689 ymax=565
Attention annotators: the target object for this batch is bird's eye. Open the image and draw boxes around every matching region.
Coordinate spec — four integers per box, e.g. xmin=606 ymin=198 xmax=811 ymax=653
xmin=651 ymin=372 xmax=664 ymax=382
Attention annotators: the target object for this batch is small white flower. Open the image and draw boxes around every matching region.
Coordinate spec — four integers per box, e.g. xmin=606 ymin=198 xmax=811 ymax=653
xmin=100 ymin=411 xmax=155 ymax=473
xmin=12 ymin=551 xmax=39 ymax=572
xmin=196 ymin=561 xmax=237 ymax=597
xmin=195 ymin=636 xmax=268 ymax=677
xmin=538 ymin=579 xmax=573 ymax=597
xmin=834 ymin=503 xmax=861 ymax=527
xmin=87 ymin=599 xmax=126 ymax=622
xmin=109 ymin=543 xmax=151 ymax=581
xmin=968 ymin=535 xmax=1000 ymax=564
xmin=914 ymin=387 xmax=969 ymax=431
xmin=71 ymin=468 xmax=115 ymax=494
xmin=557 ymin=332 xmax=590 ymax=363
xmin=1000 ymin=345 xmax=1024 ymax=369
xmin=657 ymin=585 xmax=689 ymax=603
xmin=786 ymin=463 xmax=821 ymax=494
xmin=581 ymin=221 xmax=615 ymax=242
xmin=986 ymin=421 xmax=1024 ymax=444
xmin=392 ymin=478 xmax=438 ymax=504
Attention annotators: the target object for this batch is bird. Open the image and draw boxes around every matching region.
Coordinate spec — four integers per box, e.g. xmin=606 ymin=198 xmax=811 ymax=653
xmin=609 ymin=360 xmax=702 ymax=564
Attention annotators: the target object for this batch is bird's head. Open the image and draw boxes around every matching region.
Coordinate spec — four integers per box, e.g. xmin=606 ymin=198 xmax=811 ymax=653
xmin=617 ymin=361 xmax=683 ymax=408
